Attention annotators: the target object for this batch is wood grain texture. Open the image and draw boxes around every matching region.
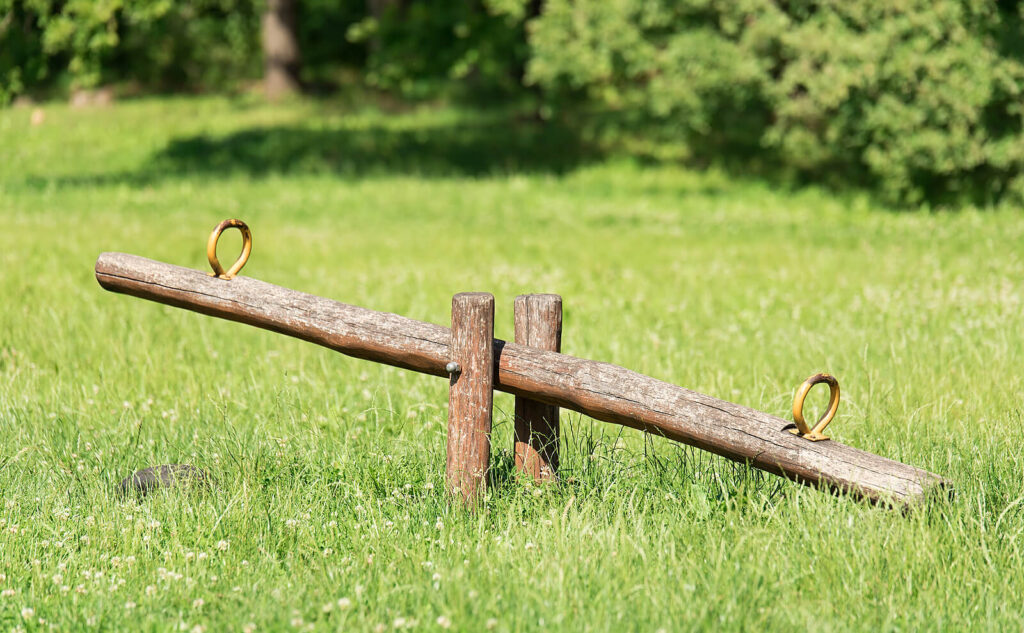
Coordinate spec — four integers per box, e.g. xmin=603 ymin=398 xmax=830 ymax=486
xmin=95 ymin=252 xmax=951 ymax=506
xmin=447 ymin=293 xmax=495 ymax=504
xmin=513 ymin=294 xmax=561 ymax=482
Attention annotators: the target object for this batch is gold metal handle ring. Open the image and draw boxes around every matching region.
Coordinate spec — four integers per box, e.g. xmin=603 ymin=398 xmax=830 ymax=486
xmin=790 ymin=373 xmax=839 ymax=442
xmin=207 ymin=219 xmax=252 ymax=280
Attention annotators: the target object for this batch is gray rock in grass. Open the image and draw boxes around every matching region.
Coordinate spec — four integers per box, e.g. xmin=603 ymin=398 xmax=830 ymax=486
xmin=118 ymin=464 xmax=210 ymax=498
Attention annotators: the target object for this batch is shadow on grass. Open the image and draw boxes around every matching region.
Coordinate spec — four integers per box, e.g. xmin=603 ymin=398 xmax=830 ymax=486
xmin=20 ymin=114 xmax=598 ymax=190
xmin=155 ymin=118 xmax=596 ymax=178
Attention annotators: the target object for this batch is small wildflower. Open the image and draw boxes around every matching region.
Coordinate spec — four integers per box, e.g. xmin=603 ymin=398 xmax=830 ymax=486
xmin=192 ymin=598 xmax=204 ymax=609
xmin=321 ymin=603 xmax=333 ymax=614
xmin=216 ymin=540 xmax=229 ymax=551
xmin=393 ymin=617 xmax=406 ymax=629
xmin=432 ymin=573 xmax=441 ymax=582
xmin=486 ymin=618 xmax=498 ymax=630
xmin=21 ymin=607 xmax=35 ymax=619
xmin=1 ymin=588 xmax=17 ymax=598
xmin=125 ymin=602 xmax=137 ymax=610
xmin=436 ymin=616 xmax=451 ymax=629
xmin=337 ymin=597 xmax=352 ymax=610
xmin=322 ymin=548 xmax=333 ymax=557
xmin=243 ymin=624 xmax=256 ymax=633
xmin=290 ymin=617 xmax=304 ymax=628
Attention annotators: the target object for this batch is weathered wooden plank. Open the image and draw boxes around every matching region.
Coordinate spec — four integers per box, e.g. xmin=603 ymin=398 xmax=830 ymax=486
xmin=95 ymin=252 xmax=951 ymax=506
xmin=513 ymin=294 xmax=561 ymax=482
xmin=447 ymin=293 xmax=495 ymax=505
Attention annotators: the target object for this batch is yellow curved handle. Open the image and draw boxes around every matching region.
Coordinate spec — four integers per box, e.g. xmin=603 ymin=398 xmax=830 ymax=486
xmin=207 ymin=219 xmax=252 ymax=280
xmin=790 ymin=373 xmax=840 ymax=442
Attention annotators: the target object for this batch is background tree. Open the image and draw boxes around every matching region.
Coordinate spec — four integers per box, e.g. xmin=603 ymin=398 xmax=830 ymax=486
xmin=262 ymin=0 xmax=301 ymax=98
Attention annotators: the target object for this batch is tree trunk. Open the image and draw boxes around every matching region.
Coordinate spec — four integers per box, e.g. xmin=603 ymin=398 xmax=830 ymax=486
xmin=262 ymin=0 xmax=301 ymax=99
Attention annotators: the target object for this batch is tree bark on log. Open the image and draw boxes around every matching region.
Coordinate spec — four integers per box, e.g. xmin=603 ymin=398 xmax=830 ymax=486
xmin=95 ymin=252 xmax=951 ymax=507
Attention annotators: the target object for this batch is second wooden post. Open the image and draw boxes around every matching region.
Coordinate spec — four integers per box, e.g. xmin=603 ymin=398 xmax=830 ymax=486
xmin=513 ymin=293 xmax=562 ymax=481
xmin=447 ymin=292 xmax=495 ymax=505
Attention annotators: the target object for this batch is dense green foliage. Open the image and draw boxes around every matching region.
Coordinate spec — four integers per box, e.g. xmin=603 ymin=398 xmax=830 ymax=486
xmin=3 ymin=0 xmax=1024 ymax=205
xmin=4 ymin=96 xmax=1024 ymax=631
xmin=527 ymin=0 xmax=1024 ymax=205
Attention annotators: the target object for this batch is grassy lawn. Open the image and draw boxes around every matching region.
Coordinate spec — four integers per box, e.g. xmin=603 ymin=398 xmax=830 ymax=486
xmin=2 ymin=96 xmax=1024 ymax=632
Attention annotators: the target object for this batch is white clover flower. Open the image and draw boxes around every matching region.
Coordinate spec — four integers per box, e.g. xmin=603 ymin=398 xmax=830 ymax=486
xmin=125 ymin=602 xmax=136 ymax=610
xmin=216 ymin=540 xmax=229 ymax=551
xmin=20 ymin=607 xmax=34 ymax=619
xmin=192 ymin=598 xmax=204 ymax=609
xmin=337 ymin=597 xmax=352 ymax=610
xmin=486 ymin=618 xmax=498 ymax=630
xmin=437 ymin=616 xmax=451 ymax=629
xmin=242 ymin=624 xmax=256 ymax=633
xmin=1 ymin=588 xmax=16 ymax=598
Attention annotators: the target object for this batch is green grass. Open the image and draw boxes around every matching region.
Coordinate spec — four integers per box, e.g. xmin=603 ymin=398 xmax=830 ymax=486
xmin=2 ymin=95 xmax=1024 ymax=632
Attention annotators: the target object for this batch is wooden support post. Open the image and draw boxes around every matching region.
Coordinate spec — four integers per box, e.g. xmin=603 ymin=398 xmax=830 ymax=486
xmin=447 ymin=293 xmax=495 ymax=505
xmin=514 ymin=294 xmax=562 ymax=481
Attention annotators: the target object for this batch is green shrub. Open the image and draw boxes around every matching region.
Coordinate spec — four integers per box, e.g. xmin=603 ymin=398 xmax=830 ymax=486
xmin=525 ymin=0 xmax=1024 ymax=206
xmin=0 ymin=0 xmax=263 ymax=97
xmin=347 ymin=0 xmax=529 ymax=100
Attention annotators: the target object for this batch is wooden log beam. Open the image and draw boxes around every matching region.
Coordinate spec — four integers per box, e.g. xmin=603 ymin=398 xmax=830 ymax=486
xmin=95 ymin=252 xmax=951 ymax=506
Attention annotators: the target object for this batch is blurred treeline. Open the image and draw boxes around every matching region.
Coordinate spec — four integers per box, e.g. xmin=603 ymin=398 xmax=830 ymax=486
xmin=3 ymin=0 xmax=1024 ymax=206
